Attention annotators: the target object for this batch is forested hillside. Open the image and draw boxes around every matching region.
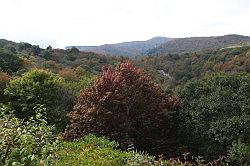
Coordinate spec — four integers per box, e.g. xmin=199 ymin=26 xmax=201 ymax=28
xmin=67 ymin=37 xmax=172 ymax=57
xmin=136 ymin=45 xmax=250 ymax=89
xmin=0 ymin=39 xmax=124 ymax=97
xmin=67 ymin=35 xmax=250 ymax=57
xmin=147 ymin=34 xmax=250 ymax=55
xmin=0 ymin=38 xmax=249 ymax=166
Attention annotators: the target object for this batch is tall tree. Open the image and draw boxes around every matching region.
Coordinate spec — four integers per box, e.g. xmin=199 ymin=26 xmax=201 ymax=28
xmin=63 ymin=62 xmax=180 ymax=155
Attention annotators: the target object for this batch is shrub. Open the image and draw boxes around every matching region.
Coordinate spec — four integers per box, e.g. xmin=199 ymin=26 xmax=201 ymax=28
xmin=138 ymin=154 xmax=219 ymax=166
xmin=4 ymin=69 xmax=74 ymax=131
xmin=176 ymin=72 xmax=250 ymax=159
xmin=0 ymin=106 xmax=57 ymax=166
xmin=63 ymin=61 xmax=180 ymax=155
xmin=226 ymin=141 xmax=250 ymax=166
xmin=57 ymin=134 xmax=223 ymax=166
xmin=0 ymin=71 xmax=11 ymax=102
xmin=126 ymin=146 xmax=156 ymax=165
xmin=56 ymin=134 xmax=129 ymax=166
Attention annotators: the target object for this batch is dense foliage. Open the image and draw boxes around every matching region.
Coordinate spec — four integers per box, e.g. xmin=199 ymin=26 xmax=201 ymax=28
xmin=63 ymin=62 xmax=180 ymax=155
xmin=176 ymin=72 xmax=250 ymax=160
xmin=57 ymin=134 xmax=225 ymax=166
xmin=136 ymin=46 xmax=250 ymax=88
xmin=226 ymin=142 xmax=250 ymax=166
xmin=0 ymin=71 xmax=11 ymax=102
xmin=0 ymin=49 xmax=22 ymax=74
xmin=1 ymin=38 xmax=249 ymax=165
xmin=0 ymin=106 xmax=57 ymax=166
xmin=4 ymin=70 xmax=74 ymax=131
xmin=57 ymin=134 xmax=129 ymax=166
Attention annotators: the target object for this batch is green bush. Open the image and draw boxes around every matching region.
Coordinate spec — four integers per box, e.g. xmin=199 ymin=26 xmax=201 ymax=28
xmin=0 ymin=106 xmax=57 ymax=166
xmin=56 ymin=134 xmax=129 ymax=166
xmin=226 ymin=141 xmax=250 ymax=166
xmin=4 ymin=69 xmax=74 ymax=131
xmin=56 ymin=134 xmax=223 ymax=166
xmin=176 ymin=72 xmax=250 ymax=159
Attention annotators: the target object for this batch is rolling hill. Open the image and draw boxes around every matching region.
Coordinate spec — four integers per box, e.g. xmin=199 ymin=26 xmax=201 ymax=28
xmin=146 ymin=34 xmax=250 ymax=55
xmin=66 ymin=37 xmax=173 ymax=57
xmin=67 ymin=35 xmax=250 ymax=57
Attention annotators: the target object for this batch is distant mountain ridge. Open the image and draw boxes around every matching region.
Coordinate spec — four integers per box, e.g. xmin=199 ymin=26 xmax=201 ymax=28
xmin=66 ymin=34 xmax=250 ymax=57
xmin=147 ymin=34 xmax=250 ymax=55
xmin=66 ymin=37 xmax=173 ymax=57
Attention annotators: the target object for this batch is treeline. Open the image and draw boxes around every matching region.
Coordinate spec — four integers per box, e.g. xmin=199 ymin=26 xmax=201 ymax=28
xmin=0 ymin=39 xmax=125 ymax=98
xmin=0 ymin=39 xmax=124 ymax=75
xmin=0 ymin=39 xmax=249 ymax=165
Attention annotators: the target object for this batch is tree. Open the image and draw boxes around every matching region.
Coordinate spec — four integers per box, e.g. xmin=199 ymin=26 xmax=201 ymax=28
xmin=4 ymin=69 xmax=74 ymax=131
xmin=46 ymin=45 xmax=53 ymax=51
xmin=42 ymin=50 xmax=52 ymax=60
xmin=31 ymin=45 xmax=41 ymax=55
xmin=68 ymin=47 xmax=79 ymax=55
xmin=18 ymin=42 xmax=32 ymax=51
xmin=0 ymin=49 xmax=22 ymax=74
xmin=63 ymin=62 xmax=180 ymax=155
xmin=41 ymin=45 xmax=53 ymax=60
xmin=4 ymin=44 xmax=17 ymax=53
xmin=176 ymin=72 xmax=250 ymax=159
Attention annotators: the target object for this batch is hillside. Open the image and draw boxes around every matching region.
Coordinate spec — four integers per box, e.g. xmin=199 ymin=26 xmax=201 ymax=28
xmin=1 ymin=38 xmax=249 ymax=88
xmin=0 ymin=39 xmax=124 ymax=75
xmin=66 ymin=35 xmax=250 ymax=57
xmin=66 ymin=37 xmax=173 ymax=57
xmin=136 ymin=45 xmax=250 ymax=88
xmin=146 ymin=34 xmax=250 ymax=55
xmin=1 ymin=38 xmax=250 ymax=165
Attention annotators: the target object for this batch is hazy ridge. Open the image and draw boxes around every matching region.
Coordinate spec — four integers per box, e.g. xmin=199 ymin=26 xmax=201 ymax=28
xmin=67 ymin=34 xmax=250 ymax=57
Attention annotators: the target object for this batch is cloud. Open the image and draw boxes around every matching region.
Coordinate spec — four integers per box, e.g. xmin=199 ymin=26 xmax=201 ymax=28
xmin=0 ymin=0 xmax=249 ymax=48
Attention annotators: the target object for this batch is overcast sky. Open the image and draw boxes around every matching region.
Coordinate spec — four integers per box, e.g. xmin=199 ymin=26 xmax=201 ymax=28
xmin=0 ymin=0 xmax=250 ymax=48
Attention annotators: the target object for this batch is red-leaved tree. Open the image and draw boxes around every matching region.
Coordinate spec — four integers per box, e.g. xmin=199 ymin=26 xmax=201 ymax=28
xmin=63 ymin=61 xmax=179 ymax=155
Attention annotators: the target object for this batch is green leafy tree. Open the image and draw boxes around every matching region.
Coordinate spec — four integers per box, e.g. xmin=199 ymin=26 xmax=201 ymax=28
xmin=0 ymin=49 xmax=22 ymax=74
xmin=68 ymin=47 xmax=80 ymax=55
xmin=3 ymin=44 xmax=17 ymax=54
xmin=4 ymin=69 xmax=74 ymax=131
xmin=18 ymin=42 xmax=32 ymax=51
xmin=176 ymin=72 xmax=250 ymax=159
xmin=31 ymin=45 xmax=41 ymax=55
xmin=42 ymin=50 xmax=52 ymax=60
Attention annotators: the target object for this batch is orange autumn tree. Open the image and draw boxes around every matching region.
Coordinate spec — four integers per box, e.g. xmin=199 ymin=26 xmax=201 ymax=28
xmin=63 ymin=61 xmax=179 ymax=154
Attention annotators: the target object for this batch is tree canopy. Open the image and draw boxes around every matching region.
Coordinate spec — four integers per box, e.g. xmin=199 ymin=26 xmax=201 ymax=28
xmin=176 ymin=72 xmax=250 ymax=159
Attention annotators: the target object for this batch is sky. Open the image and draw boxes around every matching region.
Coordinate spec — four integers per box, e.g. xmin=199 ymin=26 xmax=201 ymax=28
xmin=0 ymin=0 xmax=250 ymax=48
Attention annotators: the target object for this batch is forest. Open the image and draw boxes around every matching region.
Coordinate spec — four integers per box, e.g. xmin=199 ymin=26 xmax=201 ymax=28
xmin=0 ymin=39 xmax=249 ymax=166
